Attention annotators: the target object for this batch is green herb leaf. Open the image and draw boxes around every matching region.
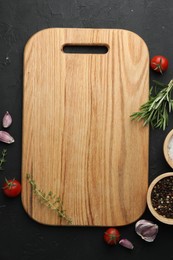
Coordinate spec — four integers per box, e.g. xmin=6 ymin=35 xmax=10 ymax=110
xmin=26 ymin=174 xmax=72 ymax=224
xmin=0 ymin=149 xmax=7 ymax=171
xmin=130 ymin=79 xmax=173 ymax=130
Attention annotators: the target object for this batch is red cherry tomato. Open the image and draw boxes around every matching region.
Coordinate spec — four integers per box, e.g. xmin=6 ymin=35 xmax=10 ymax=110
xmin=2 ymin=179 xmax=21 ymax=197
xmin=103 ymin=227 xmax=120 ymax=245
xmin=150 ymin=55 xmax=168 ymax=73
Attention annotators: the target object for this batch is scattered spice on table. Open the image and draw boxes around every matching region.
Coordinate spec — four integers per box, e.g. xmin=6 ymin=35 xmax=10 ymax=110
xmin=151 ymin=176 xmax=173 ymax=218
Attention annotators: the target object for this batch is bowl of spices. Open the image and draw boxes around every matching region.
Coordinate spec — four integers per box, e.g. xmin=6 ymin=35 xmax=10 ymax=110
xmin=163 ymin=129 xmax=173 ymax=168
xmin=147 ymin=172 xmax=173 ymax=224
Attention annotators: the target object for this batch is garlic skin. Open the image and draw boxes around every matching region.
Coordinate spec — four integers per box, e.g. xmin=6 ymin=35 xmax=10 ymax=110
xmin=2 ymin=111 xmax=12 ymax=128
xmin=119 ymin=238 xmax=134 ymax=250
xmin=135 ymin=219 xmax=158 ymax=242
xmin=0 ymin=131 xmax=15 ymax=144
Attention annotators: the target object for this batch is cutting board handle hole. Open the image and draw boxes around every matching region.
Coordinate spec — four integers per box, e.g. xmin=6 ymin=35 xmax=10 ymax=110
xmin=62 ymin=44 xmax=109 ymax=54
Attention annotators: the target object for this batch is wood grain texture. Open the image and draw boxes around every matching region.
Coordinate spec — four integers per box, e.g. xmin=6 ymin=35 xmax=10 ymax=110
xmin=21 ymin=28 xmax=149 ymax=226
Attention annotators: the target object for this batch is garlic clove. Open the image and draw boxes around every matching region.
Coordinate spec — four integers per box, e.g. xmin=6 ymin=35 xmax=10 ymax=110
xmin=135 ymin=219 xmax=158 ymax=242
xmin=142 ymin=225 xmax=158 ymax=237
xmin=119 ymin=238 xmax=134 ymax=250
xmin=135 ymin=220 xmax=154 ymax=233
xmin=2 ymin=111 xmax=12 ymax=128
xmin=140 ymin=234 xmax=157 ymax=242
xmin=0 ymin=131 xmax=14 ymax=144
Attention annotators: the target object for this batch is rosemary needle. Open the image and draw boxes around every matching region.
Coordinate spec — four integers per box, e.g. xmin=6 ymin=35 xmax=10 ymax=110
xmin=0 ymin=149 xmax=7 ymax=170
xmin=27 ymin=174 xmax=72 ymax=224
xmin=130 ymin=79 xmax=173 ymax=130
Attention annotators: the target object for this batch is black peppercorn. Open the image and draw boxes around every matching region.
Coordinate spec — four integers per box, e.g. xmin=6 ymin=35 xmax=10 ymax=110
xmin=151 ymin=176 xmax=173 ymax=218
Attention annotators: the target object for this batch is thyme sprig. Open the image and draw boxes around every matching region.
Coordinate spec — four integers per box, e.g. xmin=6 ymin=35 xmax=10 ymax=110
xmin=130 ymin=79 xmax=173 ymax=130
xmin=26 ymin=174 xmax=72 ymax=225
xmin=0 ymin=149 xmax=7 ymax=170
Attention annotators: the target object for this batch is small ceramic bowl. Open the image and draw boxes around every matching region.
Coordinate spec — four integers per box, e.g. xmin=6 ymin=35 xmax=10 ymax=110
xmin=163 ymin=129 xmax=173 ymax=168
xmin=147 ymin=172 xmax=173 ymax=225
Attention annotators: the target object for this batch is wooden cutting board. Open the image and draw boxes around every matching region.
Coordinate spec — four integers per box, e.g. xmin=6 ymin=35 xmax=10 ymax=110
xmin=21 ymin=28 xmax=149 ymax=226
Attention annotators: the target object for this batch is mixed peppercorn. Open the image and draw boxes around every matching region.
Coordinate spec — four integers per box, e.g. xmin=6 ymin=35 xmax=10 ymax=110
xmin=151 ymin=176 xmax=173 ymax=218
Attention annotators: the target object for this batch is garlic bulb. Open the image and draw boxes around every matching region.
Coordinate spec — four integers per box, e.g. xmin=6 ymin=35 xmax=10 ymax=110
xmin=135 ymin=219 xmax=158 ymax=242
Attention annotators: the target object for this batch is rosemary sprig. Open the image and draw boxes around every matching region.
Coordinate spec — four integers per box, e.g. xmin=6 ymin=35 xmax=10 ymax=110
xmin=130 ymin=79 xmax=173 ymax=130
xmin=0 ymin=149 xmax=7 ymax=170
xmin=26 ymin=174 xmax=72 ymax=225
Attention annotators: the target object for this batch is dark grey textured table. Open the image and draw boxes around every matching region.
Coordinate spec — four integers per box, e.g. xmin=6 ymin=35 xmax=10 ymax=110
xmin=0 ymin=1 xmax=173 ymax=259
